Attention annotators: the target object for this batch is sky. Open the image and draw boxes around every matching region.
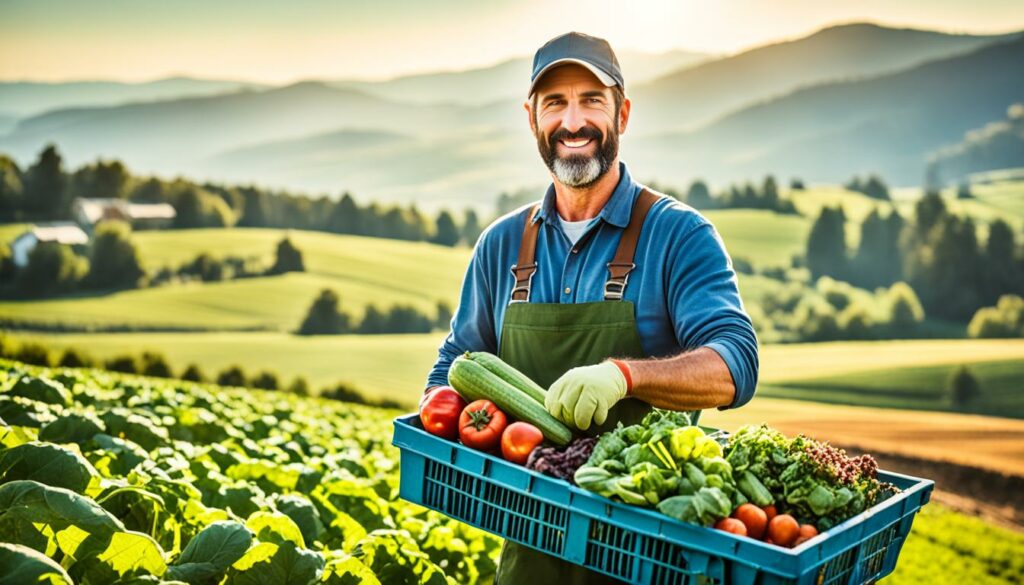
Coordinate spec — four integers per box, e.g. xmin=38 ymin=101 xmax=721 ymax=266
xmin=2 ymin=0 xmax=1023 ymax=83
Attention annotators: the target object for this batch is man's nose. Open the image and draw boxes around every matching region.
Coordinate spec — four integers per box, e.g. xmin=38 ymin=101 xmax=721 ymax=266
xmin=559 ymin=102 xmax=586 ymax=134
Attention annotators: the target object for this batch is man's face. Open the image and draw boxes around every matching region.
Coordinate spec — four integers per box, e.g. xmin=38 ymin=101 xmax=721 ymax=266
xmin=526 ymin=64 xmax=629 ymax=189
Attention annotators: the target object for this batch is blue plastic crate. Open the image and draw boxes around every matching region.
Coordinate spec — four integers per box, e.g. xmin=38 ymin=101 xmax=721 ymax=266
xmin=393 ymin=413 xmax=934 ymax=585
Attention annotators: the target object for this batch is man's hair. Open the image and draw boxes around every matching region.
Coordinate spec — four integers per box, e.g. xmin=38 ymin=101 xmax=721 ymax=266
xmin=531 ymin=85 xmax=625 ymax=127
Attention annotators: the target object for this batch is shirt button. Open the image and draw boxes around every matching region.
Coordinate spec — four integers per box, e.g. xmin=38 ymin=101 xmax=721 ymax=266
xmin=564 ymin=287 xmax=571 ymax=294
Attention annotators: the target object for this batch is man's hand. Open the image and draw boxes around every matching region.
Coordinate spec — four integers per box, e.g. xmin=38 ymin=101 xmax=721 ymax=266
xmin=545 ymin=361 xmax=628 ymax=431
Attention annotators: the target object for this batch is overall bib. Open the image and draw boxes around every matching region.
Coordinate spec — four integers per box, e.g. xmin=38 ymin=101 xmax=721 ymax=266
xmin=493 ymin=189 xmax=699 ymax=584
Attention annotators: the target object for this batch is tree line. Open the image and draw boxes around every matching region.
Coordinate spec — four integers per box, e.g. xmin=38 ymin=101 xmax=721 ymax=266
xmin=805 ymin=191 xmax=1024 ymax=323
xmin=0 ymin=145 xmax=484 ymax=247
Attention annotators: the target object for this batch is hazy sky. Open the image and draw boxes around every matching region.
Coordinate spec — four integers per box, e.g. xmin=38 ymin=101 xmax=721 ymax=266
xmin=2 ymin=0 xmax=1023 ymax=83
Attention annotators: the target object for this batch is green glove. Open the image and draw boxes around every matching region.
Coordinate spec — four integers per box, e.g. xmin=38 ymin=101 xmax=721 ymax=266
xmin=545 ymin=361 xmax=628 ymax=431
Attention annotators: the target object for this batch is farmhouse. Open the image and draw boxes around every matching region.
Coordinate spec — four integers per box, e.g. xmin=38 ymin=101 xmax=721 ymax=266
xmin=10 ymin=222 xmax=89 ymax=268
xmin=72 ymin=197 xmax=176 ymax=231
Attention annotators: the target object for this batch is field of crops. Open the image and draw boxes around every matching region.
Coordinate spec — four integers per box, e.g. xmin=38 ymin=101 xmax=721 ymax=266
xmin=1 ymin=358 xmax=1021 ymax=584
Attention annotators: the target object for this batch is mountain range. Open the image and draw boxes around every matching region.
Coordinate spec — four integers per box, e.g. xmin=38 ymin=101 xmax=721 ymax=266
xmin=1 ymin=22 xmax=1021 ymax=209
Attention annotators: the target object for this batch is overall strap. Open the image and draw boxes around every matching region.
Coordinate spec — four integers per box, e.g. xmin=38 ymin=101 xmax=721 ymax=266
xmin=510 ymin=204 xmax=542 ymax=302
xmin=605 ymin=188 xmax=659 ymax=300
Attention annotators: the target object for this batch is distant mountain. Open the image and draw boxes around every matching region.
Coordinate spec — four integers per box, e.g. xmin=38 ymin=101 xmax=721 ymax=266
xmin=928 ymin=104 xmax=1024 ymax=184
xmin=0 ymin=81 xmax=467 ymax=173
xmin=0 ymin=76 xmax=268 ymax=117
xmin=638 ymin=35 xmax=1024 ymax=185
xmin=0 ymin=112 xmax=17 ymax=135
xmin=628 ymin=23 xmax=1021 ymax=134
xmin=334 ymin=49 xmax=712 ymax=106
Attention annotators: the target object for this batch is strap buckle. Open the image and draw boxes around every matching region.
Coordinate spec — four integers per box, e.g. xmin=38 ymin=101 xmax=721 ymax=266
xmin=509 ymin=263 xmax=537 ymax=303
xmin=604 ymin=262 xmax=635 ymax=300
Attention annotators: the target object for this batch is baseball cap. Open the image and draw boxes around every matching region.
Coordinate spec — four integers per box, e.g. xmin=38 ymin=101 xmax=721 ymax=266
xmin=528 ymin=32 xmax=625 ymax=98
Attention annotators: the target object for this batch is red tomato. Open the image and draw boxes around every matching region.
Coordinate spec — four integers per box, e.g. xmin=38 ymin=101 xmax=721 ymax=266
xmin=459 ymin=400 xmax=507 ymax=451
xmin=732 ymin=504 xmax=768 ymax=540
xmin=501 ymin=422 xmax=544 ymax=464
xmin=767 ymin=514 xmax=800 ymax=547
xmin=762 ymin=505 xmax=777 ymax=522
xmin=419 ymin=386 xmax=467 ymax=440
xmin=714 ymin=518 xmax=748 ymax=536
xmin=794 ymin=524 xmax=819 ymax=546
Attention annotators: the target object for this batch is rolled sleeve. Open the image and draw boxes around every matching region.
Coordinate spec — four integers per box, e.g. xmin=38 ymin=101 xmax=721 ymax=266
xmin=666 ymin=221 xmax=760 ymax=409
xmin=424 ymin=234 xmax=498 ymax=390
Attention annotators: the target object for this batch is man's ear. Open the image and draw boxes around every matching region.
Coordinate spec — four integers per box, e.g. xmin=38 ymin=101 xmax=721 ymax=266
xmin=524 ymin=99 xmax=537 ymax=134
xmin=618 ymin=97 xmax=632 ymax=134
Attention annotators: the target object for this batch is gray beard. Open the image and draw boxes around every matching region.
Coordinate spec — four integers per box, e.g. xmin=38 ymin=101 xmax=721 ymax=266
xmin=552 ymin=156 xmax=602 ymax=188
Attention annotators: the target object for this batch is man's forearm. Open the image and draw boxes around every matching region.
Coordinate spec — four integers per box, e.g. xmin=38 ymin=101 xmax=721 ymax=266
xmin=624 ymin=347 xmax=736 ymax=410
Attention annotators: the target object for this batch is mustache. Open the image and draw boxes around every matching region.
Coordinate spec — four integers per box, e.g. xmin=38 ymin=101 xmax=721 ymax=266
xmin=548 ymin=126 xmax=603 ymax=148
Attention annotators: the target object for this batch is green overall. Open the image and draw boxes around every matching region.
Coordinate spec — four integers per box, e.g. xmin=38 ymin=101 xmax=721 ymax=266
xmin=493 ymin=189 xmax=699 ymax=584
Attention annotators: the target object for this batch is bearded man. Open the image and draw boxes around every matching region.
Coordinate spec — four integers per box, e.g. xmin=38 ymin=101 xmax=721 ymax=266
xmin=424 ymin=32 xmax=759 ymax=584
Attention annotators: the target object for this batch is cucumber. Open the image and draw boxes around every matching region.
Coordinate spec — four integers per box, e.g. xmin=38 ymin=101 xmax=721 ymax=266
xmin=449 ymin=354 xmax=573 ymax=446
xmin=467 ymin=351 xmax=546 ymax=405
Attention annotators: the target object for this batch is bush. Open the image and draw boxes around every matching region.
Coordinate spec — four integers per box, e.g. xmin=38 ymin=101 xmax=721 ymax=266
xmin=731 ymin=256 xmax=754 ymax=275
xmin=140 ymin=351 xmax=172 ymax=378
xmin=16 ymin=242 xmax=88 ymax=296
xmin=58 ymin=347 xmax=93 ymax=368
xmin=216 ymin=365 xmax=247 ymax=387
xmin=386 ymin=304 xmax=434 ymax=333
xmin=15 ymin=342 xmax=51 ymax=366
xmin=287 ymin=376 xmax=310 ymax=396
xmin=967 ymin=295 xmax=1024 ymax=338
xmin=321 ymin=382 xmax=368 ymax=404
xmin=298 ymin=289 xmax=352 ymax=335
xmin=251 ymin=371 xmax=279 ymax=390
xmin=838 ymin=304 xmax=875 ymax=340
xmin=435 ymin=300 xmax=454 ymax=331
xmin=180 ymin=363 xmax=206 ymax=382
xmin=105 ymin=354 xmax=138 ymax=374
xmin=948 ymin=365 xmax=980 ymax=408
xmin=268 ymin=236 xmax=304 ymax=275
xmin=887 ymin=282 xmax=925 ymax=332
xmin=86 ymin=220 xmax=144 ymax=289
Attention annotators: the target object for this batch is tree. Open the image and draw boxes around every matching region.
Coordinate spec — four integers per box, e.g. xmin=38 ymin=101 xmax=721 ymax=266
xmin=320 ymin=381 xmax=367 ymax=404
xmin=15 ymin=342 xmax=51 ymax=366
xmin=287 ymin=376 xmax=310 ymax=396
xmin=358 ymin=304 xmax=387 ymax=334
xmin=851 ymin=208 xmax=903 ymax=288
xmin=461 ymin=208 xmax=483 ymax=246
xmin=86 ymin=220 xmax=144 ymax=289
xmin=790 ymin=178 xmax=805 ymax=191
xmin=16 ymin=242 xmax=88 ymax=296
xmin=432 ymin=210 xmax=460 ymax=247
xmin=298 ymin=289 xmax=352 ymax=335
xmin=237 ymin=187 xmax=269 ymax=227
xmin=957 ymin=182 xmax=974 ymax=199
xmin=328 ymin=193 xmax=361 ymax=234
xmin=805 ymin=206 xmax=848 ymax=281
xmin=251 ymin=371 xmax=279 ymax=390
xmin=70 ymin=159 xmax=131 ymax=200
xmin=948 ymin=365 xmax=980 ymax=408
xmin=761 ymin=175 xmax=780 ymax=210
xmin=685 ymin=180 xmax=714 ymax=208
xmin=268 ymin=236 xmax=305 ymax=275
xmin=887 ymin=282 xmax=925 ymax=334
xmin=105 ymin=355 xmax=138 ymax=374
xmin=216 ymin=366 xmax=247 ymax=387
xmin=0 ymin=155 xmax=23 ymax=220
xmin=982 ymin=220 xmax=1020 ymax=303
xmin=58 ymin=348 xmax=93 ymax=368
xmin=436 ymin=300 xmax=453 ymax=330
xmin=172 ymin=185 xmax=232 ymax=228
xmin=181 ymin=363 xmax=206 ymax=382
xmin=140 ymin=351 xmax=172 ymax=378
xmin=386 ymin=304 xmax=434 ymax=333
xmin=967 ymin=295 xmax=1024 ymax=338
xmin=862 ymin=175 xmax=890 ymax=201
xmin=22 ymin=145 xmax=69 ymax=218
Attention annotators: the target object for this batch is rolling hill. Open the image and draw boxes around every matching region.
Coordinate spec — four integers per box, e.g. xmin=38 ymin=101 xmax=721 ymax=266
xmin=640 ymin=35 xmax=1024 ymax=186
xmin=627 ymin=23 xmax=1021 ymax=134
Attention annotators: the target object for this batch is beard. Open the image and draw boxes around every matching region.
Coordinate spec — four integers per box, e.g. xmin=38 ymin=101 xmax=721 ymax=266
xmin=537 ymin=124 xmax=619 ymax=189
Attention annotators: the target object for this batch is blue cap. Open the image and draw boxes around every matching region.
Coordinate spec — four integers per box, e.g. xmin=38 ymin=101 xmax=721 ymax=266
xmin=528 ymin=32 xmax=624 ymax=98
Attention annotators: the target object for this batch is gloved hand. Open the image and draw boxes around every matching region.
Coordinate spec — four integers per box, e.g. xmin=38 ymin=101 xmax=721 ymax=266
xmin=545 ymin=361 xmax=628 ymax=431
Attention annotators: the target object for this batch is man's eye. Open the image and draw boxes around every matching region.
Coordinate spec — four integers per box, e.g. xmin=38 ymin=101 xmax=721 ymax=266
xmin=587 ymin=98 xmax=602 ymax=104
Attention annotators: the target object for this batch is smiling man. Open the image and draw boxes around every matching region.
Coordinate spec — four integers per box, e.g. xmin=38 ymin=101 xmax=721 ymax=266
xmin=424 ymin=32 xmax=759 ymax=583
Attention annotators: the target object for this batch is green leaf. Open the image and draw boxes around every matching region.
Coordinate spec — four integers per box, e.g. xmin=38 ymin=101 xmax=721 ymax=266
xmin=0 ymin=423 xmax=38 ymax=449
xmin=275 ymin=495 xmax=325 ymax=548
xmin=321 ymin=554 xmax=381 ymax=585
xmin=226 ymin=541 xmax=324 ymax=585
xmin=0 ymin=442 xmax=101 ymax=494
xmin=0 ymin=541 xmax=73 ymax=585
xmin=166 ymin=521 xmax=253 ymax=585
xmin=245 ymin=511 xmax=305 ymax=547
xmin=69 ymin=530 xmax=168 ymax=583
xmin=0 ymin=480 xmax=125 ymax=562
xmin=5 ymin=376 xmax=72 ymax=406
xmin=39 ymin=412 xmax=106 ymax=445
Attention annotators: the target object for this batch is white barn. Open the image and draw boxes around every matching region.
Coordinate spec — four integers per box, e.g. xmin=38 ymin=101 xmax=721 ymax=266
xmin=10 ymin=223 xmax=90 ymax=267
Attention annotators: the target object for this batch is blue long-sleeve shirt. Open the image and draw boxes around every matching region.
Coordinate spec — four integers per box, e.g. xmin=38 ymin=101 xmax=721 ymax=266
xmin=425 ymin=162 xmax=759 ymax=409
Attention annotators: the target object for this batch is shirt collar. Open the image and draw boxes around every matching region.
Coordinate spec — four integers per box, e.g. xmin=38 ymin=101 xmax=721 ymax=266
xmin=533 ymin=161 xmax=641 ymax=229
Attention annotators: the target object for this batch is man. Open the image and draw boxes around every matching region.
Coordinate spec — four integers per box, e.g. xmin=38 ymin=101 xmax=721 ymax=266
xmin=424 ymin=32 xmax=758 ymax=584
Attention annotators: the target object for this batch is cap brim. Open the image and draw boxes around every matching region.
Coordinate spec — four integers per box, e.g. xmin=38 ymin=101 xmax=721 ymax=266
xmin=528 ymin=58 xmax=617 ymax=98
